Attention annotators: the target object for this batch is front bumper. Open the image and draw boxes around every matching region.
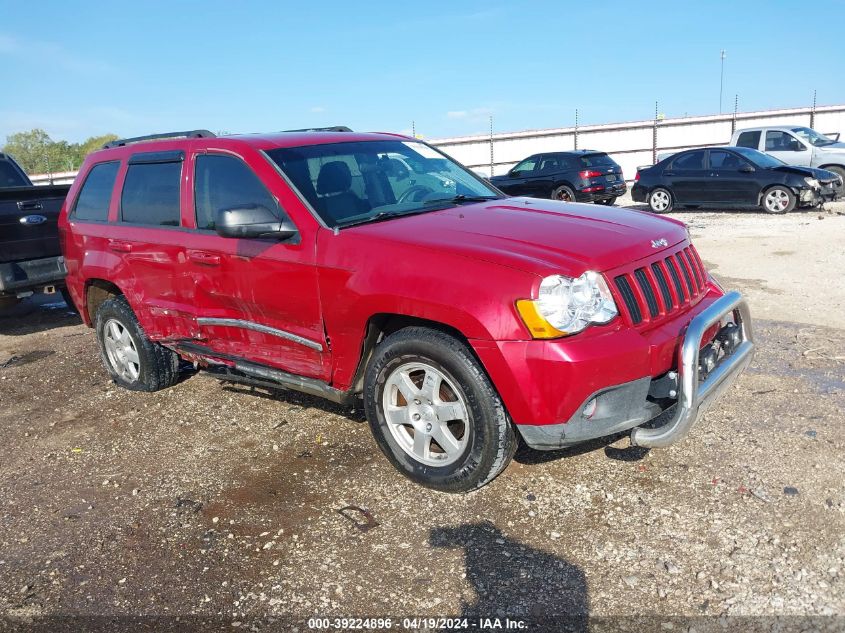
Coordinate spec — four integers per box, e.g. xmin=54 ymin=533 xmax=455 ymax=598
xmin=478 ymin=291 xmax=754 ymax=450
xmin=0 ymin=255 xmax=67 ymax=295
xmin=630 ymin=290 xmax=754 ymax=448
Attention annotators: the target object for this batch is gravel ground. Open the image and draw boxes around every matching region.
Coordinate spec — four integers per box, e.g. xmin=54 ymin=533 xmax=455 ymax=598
xmin=1 ymin=198 xmax=844 ymax=632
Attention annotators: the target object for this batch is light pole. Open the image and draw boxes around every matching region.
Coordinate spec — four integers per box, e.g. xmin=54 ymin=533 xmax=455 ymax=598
xmin=719 ymin=50 xmax=727 ymax=113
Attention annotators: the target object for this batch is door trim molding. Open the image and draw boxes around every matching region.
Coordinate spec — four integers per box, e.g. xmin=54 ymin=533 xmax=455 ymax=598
xmin=196 ymin=317 xmax=323 ymax=352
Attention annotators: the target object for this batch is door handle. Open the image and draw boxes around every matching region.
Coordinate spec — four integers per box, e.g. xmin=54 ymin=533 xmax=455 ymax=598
xmin=663 ymin=171 xmax=675 ymax=176
xmin=107 ymin=240 xmax=133 ymax=253
xmin=17 ymin=200 xmax=43 ymax=211
xmin=187 ymin=250 xmax=221 ymax=266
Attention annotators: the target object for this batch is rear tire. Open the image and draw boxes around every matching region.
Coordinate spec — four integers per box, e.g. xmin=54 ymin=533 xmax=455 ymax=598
xmin=597 ymin=197 xmax=617 ymax=206
xmin=648 ymin=187 xmax=674 ymax=213
xmin=364 ymin=327 xmax=517 ymax=492
xmin=551 ymin=185 xmax=576 ymax=203
xmin=94 ymin=296 xmax=180 ymax=392
xmin=761 ymin=186 xmax=795 ymax=214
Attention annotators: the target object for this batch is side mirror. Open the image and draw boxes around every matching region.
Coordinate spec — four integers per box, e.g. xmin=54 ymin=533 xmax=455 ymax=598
xmin=215 ymin=204 xmax=298 ymax=241
xmin=739 ymin=164 xmax=755 ymax=173
xmin=509 ymin=170 xmax=522 ymax=178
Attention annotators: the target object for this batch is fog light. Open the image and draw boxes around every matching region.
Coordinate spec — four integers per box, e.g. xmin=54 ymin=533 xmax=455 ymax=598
xmin=582 ymin=398 xmax=597 ymax=419
xmin=699 ymin=344 xmax=718 ymax=377
xmin=717 ymin=322 xmax=741 ymax=354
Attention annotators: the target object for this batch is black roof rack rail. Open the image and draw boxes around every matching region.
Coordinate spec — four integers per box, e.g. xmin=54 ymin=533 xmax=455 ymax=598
xmin=102 ymin=129 xmax=216 ymax=149
xmin=280 ymin=126 xmax=353 ymax=133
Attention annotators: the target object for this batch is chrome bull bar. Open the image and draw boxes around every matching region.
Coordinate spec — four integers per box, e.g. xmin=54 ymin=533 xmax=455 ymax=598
xmin=630 ymin=291 xmax=755 ymax=448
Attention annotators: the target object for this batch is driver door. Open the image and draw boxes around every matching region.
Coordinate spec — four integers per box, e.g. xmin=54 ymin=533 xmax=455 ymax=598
xmin=186 ymin=150 xmax=328 ymax=380
xmin=501 ymin=156 xmax=539 ymax=196
xmin=764 ymin=130 xmax=813 ymax=166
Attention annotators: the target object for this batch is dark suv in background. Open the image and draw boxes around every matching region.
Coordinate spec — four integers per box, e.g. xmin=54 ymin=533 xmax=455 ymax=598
xmin=490 ymin=150 xmax=626 ymax=205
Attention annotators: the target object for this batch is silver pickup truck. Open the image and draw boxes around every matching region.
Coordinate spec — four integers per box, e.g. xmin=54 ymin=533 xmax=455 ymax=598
xmin=729 ymin=126 xmax=845 ymax=197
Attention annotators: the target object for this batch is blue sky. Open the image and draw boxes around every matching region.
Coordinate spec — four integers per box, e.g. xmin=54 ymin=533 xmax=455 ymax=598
xmin=2 ymin=0 xmax=844 ymax=144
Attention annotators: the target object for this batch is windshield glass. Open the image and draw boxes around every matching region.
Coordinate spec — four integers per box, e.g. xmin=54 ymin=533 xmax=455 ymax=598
xmin=265 ymin=140 xmax=501 ymax=228
xmin=791 ymin=127 xmax=836 ymax=147
xmin=731 ymin=146 xmax=786 ymax=169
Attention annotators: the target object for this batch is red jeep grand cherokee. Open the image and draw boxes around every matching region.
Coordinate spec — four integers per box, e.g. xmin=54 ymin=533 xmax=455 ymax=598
xmin=59 ymin=129 xmax=755 ymax=492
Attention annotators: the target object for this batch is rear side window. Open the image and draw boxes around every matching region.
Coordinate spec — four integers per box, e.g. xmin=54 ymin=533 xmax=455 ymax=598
xmin=672 ymin=151 xmax=705 ymax=170
xmin=0 ymin=159 xmax=29 ymax=187
xmin=121 ymin=160 xmax=182 ymax=226
xmin=735 ymin=131 xmax=761 ymax=149
xmin=194 ymin=155 xmax=278 ymax=230
xmin=73 ymin=161 xmax=120 ymax=221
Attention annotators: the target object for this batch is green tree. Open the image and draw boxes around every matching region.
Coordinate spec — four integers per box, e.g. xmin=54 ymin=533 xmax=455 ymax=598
xmin=2 ymin=130 xmax=120 ymax=175
xmin=2 ymin=129 xmax=54 ymax=174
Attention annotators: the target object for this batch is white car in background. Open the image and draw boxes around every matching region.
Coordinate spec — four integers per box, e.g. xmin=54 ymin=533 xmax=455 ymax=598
xmin=730 ymin=126 xmax=845 ymax=197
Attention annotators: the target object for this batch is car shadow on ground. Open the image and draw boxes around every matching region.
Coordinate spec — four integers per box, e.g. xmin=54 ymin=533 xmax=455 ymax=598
xmin=514 ymin=432 xmax=650 ymax=466
xmin=218 ymin=381 xmax=367 ymax=422
xmin=0 ymin=294 xmax=81 ymax=337
xmin=430 ymin=521 xmax=588 ymax=630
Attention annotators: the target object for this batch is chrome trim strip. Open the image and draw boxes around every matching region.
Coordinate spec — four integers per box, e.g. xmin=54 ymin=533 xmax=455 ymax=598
xmin=196 ymin=317 xmax=323 ymax=352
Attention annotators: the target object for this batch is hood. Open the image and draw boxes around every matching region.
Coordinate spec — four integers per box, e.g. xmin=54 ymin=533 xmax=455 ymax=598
xmin=817 ymin=141 xmax=845 ymax=152
xmin=347 ymin=198 xmax=688 ymax=277
xmin=773 ymin=164 xmax=839 ymax=181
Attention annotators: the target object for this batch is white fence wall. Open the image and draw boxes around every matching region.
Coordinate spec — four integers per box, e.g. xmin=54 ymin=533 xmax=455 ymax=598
xmin=27 ymin=104 xmax=845 ymax=185
xmin=430 ymin=104 xmax=845 ymax=182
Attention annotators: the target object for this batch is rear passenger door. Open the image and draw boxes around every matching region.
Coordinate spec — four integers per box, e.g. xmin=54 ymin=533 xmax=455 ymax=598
xmin=186 ymin=151 xmax=327 ymax=380
xmin=664 ymin=150 xmax=708 ymax=203
xmin=108 ymin=150 xmax=196 ymax=340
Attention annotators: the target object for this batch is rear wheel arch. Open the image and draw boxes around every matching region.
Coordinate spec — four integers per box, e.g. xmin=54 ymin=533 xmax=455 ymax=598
xmin=84 ymin=279 xmax=125 ymax=325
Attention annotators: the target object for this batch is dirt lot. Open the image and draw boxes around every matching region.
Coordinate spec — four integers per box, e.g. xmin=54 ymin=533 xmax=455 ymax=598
xmin=1 ymin=198 xmax=844 ymax=632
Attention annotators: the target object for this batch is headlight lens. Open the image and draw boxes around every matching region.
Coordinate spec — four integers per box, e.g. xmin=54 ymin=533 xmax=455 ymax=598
xmin=517 ymin=271 xmax=618 ymax=338
xmin=804 ymin=177 xmax=820 ymax=188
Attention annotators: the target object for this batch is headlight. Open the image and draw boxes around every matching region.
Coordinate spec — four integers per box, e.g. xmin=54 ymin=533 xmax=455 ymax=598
xmin=804 ymin=177 xmax=820 ymax=188
xmin=516 ymin=271 xmax=618 ymax=338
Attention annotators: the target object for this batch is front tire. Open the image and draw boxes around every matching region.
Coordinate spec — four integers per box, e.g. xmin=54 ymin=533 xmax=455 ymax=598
xmin=824 ymin=166 xmax=845 ymax=199
xmin=648 ymin=187 xmax=673 ymax=213
xmin=761 ymin=186 xmax=795 ymax=214
xmin=364 ymin=327 xmax=517 ymax=492
xmin=95 ymin=296 xmax=180 ymax=391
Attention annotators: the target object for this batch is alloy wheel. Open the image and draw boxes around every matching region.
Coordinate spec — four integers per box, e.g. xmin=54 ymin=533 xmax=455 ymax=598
xmin=381 ymin=361 xmax=469 ymax=467
xmin=103 ymin=318 xmax=140 ymax=382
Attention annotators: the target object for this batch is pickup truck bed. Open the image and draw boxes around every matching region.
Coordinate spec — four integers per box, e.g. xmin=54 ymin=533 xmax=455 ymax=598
xmin=0 ymin=184 xmax=71 ymax=297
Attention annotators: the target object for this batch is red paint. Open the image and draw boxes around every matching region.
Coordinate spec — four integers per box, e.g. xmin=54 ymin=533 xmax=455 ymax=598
xmin=59 ymin=131 xmax=724 ymax=427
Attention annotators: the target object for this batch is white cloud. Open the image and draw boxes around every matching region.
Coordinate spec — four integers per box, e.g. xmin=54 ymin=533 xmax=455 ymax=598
xmin=447 ymin=110 xmax=468 ymax=119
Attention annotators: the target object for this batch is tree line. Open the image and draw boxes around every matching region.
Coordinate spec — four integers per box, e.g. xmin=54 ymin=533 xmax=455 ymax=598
xmin=2 ymin=129 xmax=119 ymax=175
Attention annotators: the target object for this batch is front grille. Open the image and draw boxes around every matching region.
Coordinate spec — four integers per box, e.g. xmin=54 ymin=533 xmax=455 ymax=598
xmin=613 ymin=245 xmax=708 ymax=326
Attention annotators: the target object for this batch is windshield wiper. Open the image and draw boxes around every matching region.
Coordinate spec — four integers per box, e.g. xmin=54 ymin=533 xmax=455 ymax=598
xmin=423 ymin=194 xmax=499 ymax=205
xmin=336 ymin=208 xmax=436 ymax=229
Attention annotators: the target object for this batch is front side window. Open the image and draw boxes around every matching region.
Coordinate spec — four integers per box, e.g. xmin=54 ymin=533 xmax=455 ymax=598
xmin=266 ymin=140 xmax=500 ymax=228
xmin=121 ymin=161 xmax=182 ymax=226
xmin=672 ymin=151 xmax=705 ymax=170
xmin=195 ymin=154 xmax=279 ymax=230
xmin=709 ymin=151 xmax=744 ymax=170
xmin=765 ymin=130 xmax=804 ymax=152
xmin=73 ymin=161 xmax=120 ymax=221
xmin=735 ymin=131 xmax=761 ymax=149
xmin=512 ymin=157 xmax=538 ymax=174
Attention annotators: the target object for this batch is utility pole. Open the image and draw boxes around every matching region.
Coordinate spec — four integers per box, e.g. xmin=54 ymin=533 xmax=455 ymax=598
xmin=574 ymin=109 xmax=579 ymax=150
xmin=719 ymin=50 xmax=727 ymax=114
xmin=489 ymin=115 xmax=494 ymax=178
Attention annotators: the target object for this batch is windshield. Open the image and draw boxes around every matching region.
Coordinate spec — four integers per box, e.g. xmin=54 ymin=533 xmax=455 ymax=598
xmin=265 ymin=140 xmax=501 ymax=228
xmin=731 ymin=146 xmax=787 ymax=169
xmin=791 ymin=126 xmax=836 ymax=147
